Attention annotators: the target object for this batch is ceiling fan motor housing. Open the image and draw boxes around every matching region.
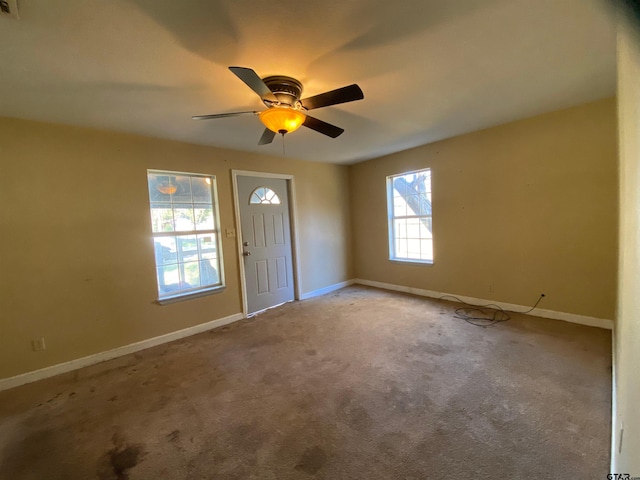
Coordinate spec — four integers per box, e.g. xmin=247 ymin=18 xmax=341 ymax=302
xmin=262 ymin=75 xmax=303 ymax=107
xmin=193 ymin=66 xmax=363 ymax=144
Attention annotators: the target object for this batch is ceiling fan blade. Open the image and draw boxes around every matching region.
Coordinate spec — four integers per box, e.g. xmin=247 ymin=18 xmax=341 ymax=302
xmin=258 ymin=128 xmax=276 ymax=145
xmin=301 ymin=84 xmax=364 ymax=111
xmin=302 ymin=116 xmax=345 ymax=138
xmin=229 ymin=67 xmax=278 ymax=102
xmin=192 ymin=111 xmax=258 ymax=120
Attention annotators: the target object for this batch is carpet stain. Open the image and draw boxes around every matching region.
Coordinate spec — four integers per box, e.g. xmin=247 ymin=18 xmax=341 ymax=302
xmin=382 ymin=383 xmax=431 ymax=414
xmin=295 ymin=446 xmax=327 ymax=474
xmin=46 ymin=392 xmax=62 ymax=403
xmin=413 ymin=341 xmax=450 ymax=356
xmin=378 ymin=431 xmax=412 ymax=455
xmin=97 ymin=433 xmax=145 ymax=480
xmin=336 ymin=390 xmax=372 ymax=430
xmin=231 ymin=422 xmax=268 ymax=452
xmin=148 ymin=394 xmax=172 ymax=413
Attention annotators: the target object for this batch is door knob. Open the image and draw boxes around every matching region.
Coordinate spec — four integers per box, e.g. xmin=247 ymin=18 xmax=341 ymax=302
xmin=243 ymin=251 xmax=251 ymax=256
xmin=243 ymin=241 xmax=249 ymax=246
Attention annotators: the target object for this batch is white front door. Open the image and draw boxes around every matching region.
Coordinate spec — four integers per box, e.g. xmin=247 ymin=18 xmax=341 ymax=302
xmin=237 ymin=175 xmax=295 ymax=314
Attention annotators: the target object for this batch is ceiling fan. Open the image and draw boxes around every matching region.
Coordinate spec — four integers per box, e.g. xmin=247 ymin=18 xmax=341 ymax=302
xmin=192 ymin=67 xmax=364 ymax=145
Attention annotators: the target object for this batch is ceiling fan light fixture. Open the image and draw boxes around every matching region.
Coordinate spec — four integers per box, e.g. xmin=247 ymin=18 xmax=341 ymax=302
xmin=259 ymin=107 xmax=306 ymax=134
xmin=157 ymin=181 xmax=177 ymax=195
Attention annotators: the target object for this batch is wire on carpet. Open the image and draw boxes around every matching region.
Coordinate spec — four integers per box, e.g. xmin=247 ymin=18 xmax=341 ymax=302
xmin=438 ymin=294 xmax=545 ymax=327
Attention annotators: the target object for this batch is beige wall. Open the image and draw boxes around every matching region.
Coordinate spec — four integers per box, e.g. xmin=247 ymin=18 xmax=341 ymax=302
xmin=350 ymin=98 xmax=618 ymax=319
xmin=0 ymin=98 xmax=619 ymax=380
xmin=0 ymin=118 xmax=352 ymax=379
xmin=613 ymin=19 xmax=640 ymax=475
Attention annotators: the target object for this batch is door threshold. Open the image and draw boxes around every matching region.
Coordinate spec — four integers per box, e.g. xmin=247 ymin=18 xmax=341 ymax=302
xmin=247 ymin=300 xmax=293 ymax=318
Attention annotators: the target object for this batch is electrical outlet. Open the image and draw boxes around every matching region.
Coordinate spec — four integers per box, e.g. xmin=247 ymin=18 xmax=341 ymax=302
xmin=31 ymin=337 xmax=46 ymax=352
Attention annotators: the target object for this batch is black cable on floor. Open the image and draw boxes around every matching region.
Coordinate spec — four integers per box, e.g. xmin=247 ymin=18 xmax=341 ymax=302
xmin=439 ymin=294 xmax=545 ymax=327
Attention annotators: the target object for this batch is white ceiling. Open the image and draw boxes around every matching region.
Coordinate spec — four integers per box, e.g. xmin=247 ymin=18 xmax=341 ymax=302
xmin=0 ymin=0 xmax=617 ymax=164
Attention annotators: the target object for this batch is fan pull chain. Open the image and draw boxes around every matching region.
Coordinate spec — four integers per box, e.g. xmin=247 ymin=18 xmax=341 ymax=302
xmin=281 ymin=132 xmax=286 ymax=157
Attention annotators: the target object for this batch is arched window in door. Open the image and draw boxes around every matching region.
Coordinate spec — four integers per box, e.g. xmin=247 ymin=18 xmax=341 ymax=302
xmin=249 ymin=187 xmax=281 ymax=205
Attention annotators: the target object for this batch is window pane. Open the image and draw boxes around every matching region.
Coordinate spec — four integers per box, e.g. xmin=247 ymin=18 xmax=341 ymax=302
xmin=404 ymin=195 xmax=419 ymax=216
xmin=407 ymin=218 xmax=420 ymax=238
xmin=181 ymin=261 xmax=200 ymax=288
xmin=172 ymin=175 xmax=193 ymax=203
xmin=419 ymin=195 xmax=432 ymax=215
xmin=421 ymin=173 xmax=431 ymax=193
xmin=176 ymin=235 xmax=198 ymax=262
xmin=249 ymin=186 xmax=281 ymax=205
xmin=174 ymin=205 xmax=195 ymax=231
xmin=407 ymin=239 xmax=421 ymax=257
xmin=395 ymin=237 xmax=408 ymax=258
xmin=265 ymin=188 xmax=281 ymax=204
xmin=394 ymin=219 xmax=407 ymax=239
xmin=148 ymin=173 xmax=176 ymax=203
xmin=393 ymin=197 xmax=406 ymax=217
xmin=154 ymin=237 xmax=177 ymax=265
xmin=194 ymin=206 xmax=214 ymax=231
xmin=421 ymin=239 xmax=433 ymax=260
xmin=393 ymin=178 xmax=406 ymax=197
xmin=150 ymin=205 xmax=174 ymax=232
xmin=192 ymin=177 xmax=213 ymax=203
xmin=419 ymin=218 xmax=433 ymax=237
xmin=198 ymin=234 xmax=217 ymax=259
xmin=200 ymin=259 xmax=219 ymax=286
xmin=157 ymin=265 xmax=180 ymax=294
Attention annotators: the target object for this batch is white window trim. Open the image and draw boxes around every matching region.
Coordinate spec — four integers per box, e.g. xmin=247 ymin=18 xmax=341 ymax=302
xmin=148 ymin=169 xmax=226 ymax=302
xmin=386 ymin=168 xmax=434 ymax=265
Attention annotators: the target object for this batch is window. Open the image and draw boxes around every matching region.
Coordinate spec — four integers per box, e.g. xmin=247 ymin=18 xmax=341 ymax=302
xmin=249 ymin=187 xmax=281 ymax=205
xmin=387 ymin=169 xmax=433 ymax=263
xmin=147 ymin=170 xmax=224 ymax=301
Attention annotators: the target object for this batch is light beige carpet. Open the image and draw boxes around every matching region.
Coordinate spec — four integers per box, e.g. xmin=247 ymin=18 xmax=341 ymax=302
xmin=0 ymin=286 xmax=612 ymax=479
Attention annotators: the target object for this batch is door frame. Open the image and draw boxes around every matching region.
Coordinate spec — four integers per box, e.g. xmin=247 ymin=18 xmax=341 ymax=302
xmin=231 ymin=170 xmax=302 ymax=317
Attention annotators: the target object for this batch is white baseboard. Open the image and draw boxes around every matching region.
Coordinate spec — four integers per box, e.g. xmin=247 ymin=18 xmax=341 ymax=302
xmin=610 ymin=326 xmax=617 ymax=473
xmin=0 ymin=312 xmax=244 ymax=392
xmin=1 ymin=281 xmax=613 ymax=392
xmin=300 ymin=280 xmax=355 ymax=300
xmin=354 ymin=279 xmax=613 ymax=330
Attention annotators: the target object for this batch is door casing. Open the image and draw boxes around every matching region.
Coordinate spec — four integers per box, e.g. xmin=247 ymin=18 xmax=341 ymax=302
xmin=231 ymin=170 xmax=301 ymax=316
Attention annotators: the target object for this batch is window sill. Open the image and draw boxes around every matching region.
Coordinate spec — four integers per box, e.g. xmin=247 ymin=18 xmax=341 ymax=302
xmin=389 ymin=258 xmax=434 ymax=266
xmin=156 ymin=285 xmax=226 ymax=305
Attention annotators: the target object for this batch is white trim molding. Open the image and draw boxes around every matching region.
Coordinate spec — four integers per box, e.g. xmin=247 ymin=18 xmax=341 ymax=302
xmin=610 ymin=325 xmax=617 ymax=473
xmin=300 ymin=280 xmax=355 ymax=300
xmin=354 ymin=279 xmax=614 ymax=330
xmin=0 ymin=312 xmax=244 ymax=392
